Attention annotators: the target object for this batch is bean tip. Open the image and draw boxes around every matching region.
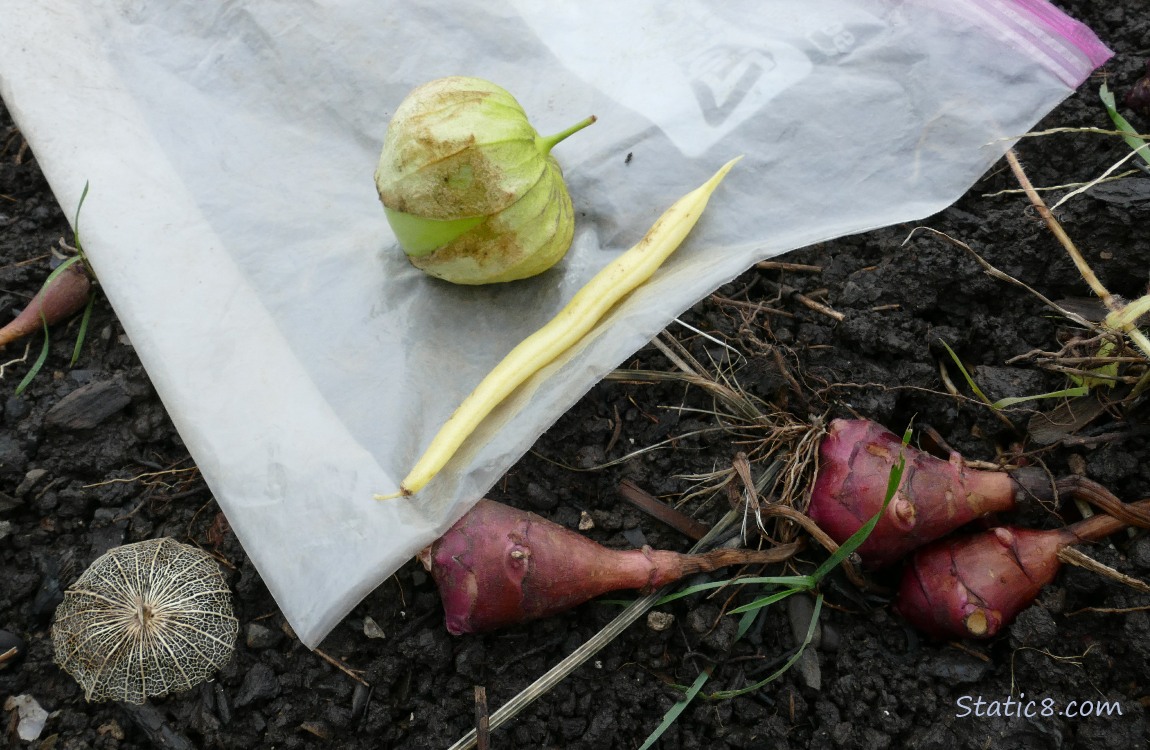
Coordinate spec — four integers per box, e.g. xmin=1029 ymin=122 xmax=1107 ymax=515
xmin=707 ymin=155 xmax=744 ymax=188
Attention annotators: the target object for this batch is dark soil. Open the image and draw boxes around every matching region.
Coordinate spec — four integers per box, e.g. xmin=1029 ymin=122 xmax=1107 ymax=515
xmin=4 ymin=3 xmax=1150 ymax=748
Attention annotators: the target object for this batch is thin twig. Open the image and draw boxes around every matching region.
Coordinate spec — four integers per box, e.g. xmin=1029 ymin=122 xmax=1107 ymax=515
xmin=82 ymin=466 xmax=200 ymax=488
xmin=673 ymin=317 xmax=744 ymax=361
xmin=280 ymin=622 xmax=370 ymax=687
xmin=650 ymin=335 xmax=700 ymax=377
xmin=618 ymin=479 xmax=710 ymax=541
xmin=1057 ymin=547 xmax=1150 ymax=593
xmin=1049 ymin=148 xmax=1149 ymax=212
xmin=771 ymin=282 xmax=845 ymax=322
xmin=938 ymin=358 xmax=962 ymax=398
xmin=605 ymin=404 xmax=622 ymax=455
xmin=474 ymin=687 xmax=490 ymax=750
xmin=1005 ymin=149 xmax=1150 ymax=361
xmin=711 ymin=294 xmax=794 ymax=318
xmin=0 ymin=253 xmax=53 ymax=273
xmin=1005 ymin=149 xmax=1112 ymax=304
xmin=995 ymin=126 xmax=1150 ymax=143
xmin=0 ymin=341 xmax=32 ymax=379
xmin=1025 ymin=355 xmax=1145 ymax=366
xmin=755 ymin=260 xmax=823 ymax=273
xmin=1066 ymin=604 xmax=1150 ymax=617
xmin=982 ymin=170 xmax=1141 ymax=197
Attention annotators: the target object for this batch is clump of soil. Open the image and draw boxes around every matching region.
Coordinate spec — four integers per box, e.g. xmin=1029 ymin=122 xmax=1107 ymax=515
xmin=3 ymin=3 xmax=1150 ymax=747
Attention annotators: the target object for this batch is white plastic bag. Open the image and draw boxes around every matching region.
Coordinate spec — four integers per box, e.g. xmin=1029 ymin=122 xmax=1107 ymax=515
xmin=0 ymin=0 xmax=1110 ymax=646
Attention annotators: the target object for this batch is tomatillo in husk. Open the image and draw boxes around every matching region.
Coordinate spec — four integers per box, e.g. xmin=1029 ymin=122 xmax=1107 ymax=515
xmin=375 ymin=76 xmax=595 ymax=285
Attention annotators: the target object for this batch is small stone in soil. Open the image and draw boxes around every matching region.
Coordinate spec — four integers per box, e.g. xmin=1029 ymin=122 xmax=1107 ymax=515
xmin=788 ymin=593 xmax=822 ymax=649
xmin=362 ymin=616 xmax=385 ymax=640
xmin=214 ymin=682 xmax=232 ymax=725
xmin=233 ymin=662 xmax=281 ymax=707
xmin=44 ymin=378 xmax=132 ymax=431
xmin=246 ymin=622 xmax=283 ymax=650
xmin=0 ymin=433 xmax=28 ymax=480
xmin=350 ymin=682 xmax=372 ymax=727
xmin=796 ymin=648 xmax=822 ymax=690
xmin=89 ymin=507 xmax=127 ymax=557
xmin=646 ymin=611 xmax=674 ymax=632
xmin=622 ymin=527 xmax=647 ymax=548
xmin=1131 ymin=536 xmax=1150 ymax=569
xmin=700 ymin=613 xmax=739 ymax=652
xmin=4 ymin=395 xmax=29 ymax=421
xmin=970 ymin=366 xmax=1048 ymax=402
xmin=524 ymin=481 xmax=557 ymax=511
xmin=1009 ymin=605 xmax=1058 ymax=645
xmin=119 ymin=701 xmax=196 ymax=750
xmin=15 ymin=468 xmax=47 ymax=498
xmin=919 ymin=651 xmax=992 ymax=684
xmin=31 ymin=550 xmax=75 ymax=619
xmin=300 ymin=720 xmax=332 ymax=740
xmin=4 ymin=694 xmax=48 ymax=741
xmin=453 ymin=640 xmax=486 ymax=682
xmin=0 ymin=491 xmax=19 ymax=513
xmin=88 ymin=523 xmax=126 ymax=557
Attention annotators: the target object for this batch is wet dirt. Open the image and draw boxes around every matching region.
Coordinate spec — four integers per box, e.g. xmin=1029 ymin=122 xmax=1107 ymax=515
xmin=3 ymin=2 xmax=1150 ymax=748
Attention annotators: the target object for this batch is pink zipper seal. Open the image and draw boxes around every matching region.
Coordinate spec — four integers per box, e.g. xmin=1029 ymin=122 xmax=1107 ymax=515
xmin=965 ymin=0 xmax=1113 ymax=87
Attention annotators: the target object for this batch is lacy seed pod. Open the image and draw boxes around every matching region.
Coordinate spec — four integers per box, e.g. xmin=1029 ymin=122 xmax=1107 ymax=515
xmin=51 ymin=538 xmax=238 ymax=703
xmin=375 ymin=76 xmax=595 ymax=285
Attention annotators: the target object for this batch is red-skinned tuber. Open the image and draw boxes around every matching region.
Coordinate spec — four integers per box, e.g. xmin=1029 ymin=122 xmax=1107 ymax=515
xmin=807 ymin=418 xmax=1049 ymax=569
xmin=1125 ymin=59 xmax=1150 ymax=120
xmin=894 ymin=499 xmax=1150 ymax=639
xmin=420 ymin=498 xmax=797 ymax=635
xmin=0 ymin=262 xmax=91 ymax=349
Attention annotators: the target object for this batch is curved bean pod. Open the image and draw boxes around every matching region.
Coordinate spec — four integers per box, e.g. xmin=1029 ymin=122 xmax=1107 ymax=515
xmin=377 ymin=157 xmax=740 ymax=500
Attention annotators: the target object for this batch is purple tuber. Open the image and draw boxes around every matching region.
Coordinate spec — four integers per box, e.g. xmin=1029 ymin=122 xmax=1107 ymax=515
xmin=1125 ymin=59 xmax=1150 ymax=120
xmin=807 ymin=418 xmax=1048 ymax=569
xmin=420 ymin=498 xmax=795 ymax=635
xmin=894 ymin=500 xmax=1150 ymax=639
xmin=0 ymin=263 xmax=91 ymax=349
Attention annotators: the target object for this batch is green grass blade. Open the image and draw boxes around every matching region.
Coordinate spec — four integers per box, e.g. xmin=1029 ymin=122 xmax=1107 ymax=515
xmin=652 ymin=575 xmax=813 ymax=607
xmin=70 ymin=293 xmax=96 ymax=366
xmin=1101 ymin=83 xmax=1150 ymax=168
xmin=637 ymin=667 xmax=712 ymax=750
xmin=15 ymin=324 xmax=50 ymax=395
xmin=40 ymin=253 xmax=84 ymax=288
xmin=705 ymin=594 xmax=825 ymax=700
xmin=73 ymin=180 xmax=90 ymax=252
xmin=939 ymin=339 xmax=993 ymax=406
xmin=643 ymin=425 xmax=907 ymax=742
xmin=726 ymin=586 xmax=805 ymax=616
xmin=734 ymin=605 xmax=761 ymax=640
xmin=992 ymin=386 xmax=1089 ymax=409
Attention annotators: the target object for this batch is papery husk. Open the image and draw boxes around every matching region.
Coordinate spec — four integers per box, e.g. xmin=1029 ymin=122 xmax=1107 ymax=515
xmin=375 ymin=76 xmax=588 ymax=284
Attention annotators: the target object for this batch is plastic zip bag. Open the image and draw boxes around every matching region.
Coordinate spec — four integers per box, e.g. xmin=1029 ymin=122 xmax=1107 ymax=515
xmin=0 ymin=0 xmax=1110 ymax=646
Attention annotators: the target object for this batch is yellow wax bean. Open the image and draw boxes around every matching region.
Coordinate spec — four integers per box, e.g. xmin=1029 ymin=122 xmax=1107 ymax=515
xmin=376 ymin=157 xmax=740 ymax=500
